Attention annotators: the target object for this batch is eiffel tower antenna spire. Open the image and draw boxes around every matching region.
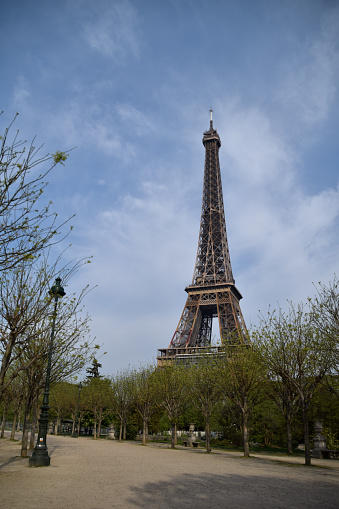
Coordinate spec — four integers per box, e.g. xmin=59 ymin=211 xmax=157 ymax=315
xmin=210 ymin=107 xmax=213 ymax=129
xmin=157 ymin=113 xmax=246 ymax=365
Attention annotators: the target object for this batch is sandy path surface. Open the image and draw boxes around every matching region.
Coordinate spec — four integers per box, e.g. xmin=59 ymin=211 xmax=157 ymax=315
xmin=1 ymin=432 xmax=339 ymax=508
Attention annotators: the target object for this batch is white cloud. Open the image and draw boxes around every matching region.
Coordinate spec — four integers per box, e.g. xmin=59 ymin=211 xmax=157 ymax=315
xmin=41 ymin=100 xmax=155 ymax=162
xmin=219 ymin=102 xmax=294 ymax=190
xmin=80 ymin=0 xmax=140 ymax=59
xmin=12 ymin=76 xmax=31 ymax=109
xmin=116 ymin=104 xmax=154 ymax=136
xmin=69 ymin=176 xmax=199 ymax=368
xmin=277 ymin=9 xmax=339 ymax=127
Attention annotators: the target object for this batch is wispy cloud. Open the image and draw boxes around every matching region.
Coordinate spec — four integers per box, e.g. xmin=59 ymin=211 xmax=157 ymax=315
xmin=39 ymin=100 xmax=155 ymax=163
xmin=277 ymin=8 xmax=339 ymax=127
xmin=116 ymin=104 xmax=154 ymax=136
xmin=80 ymin=0 xmax=141 ymax=59
xmin=12 ymin=76 xmax=31 ymax=109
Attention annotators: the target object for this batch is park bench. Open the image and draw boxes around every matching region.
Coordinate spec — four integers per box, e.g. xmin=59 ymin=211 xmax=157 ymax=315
xmin=320 ymin=449 xmax=339 ymax=460
xmin=182 ymin=441 xmax=201 ymax=448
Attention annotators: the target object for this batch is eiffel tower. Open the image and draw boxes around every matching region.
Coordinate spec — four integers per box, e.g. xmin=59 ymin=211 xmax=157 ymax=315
xmin=158 ymin=111 xmax=246 ymax=365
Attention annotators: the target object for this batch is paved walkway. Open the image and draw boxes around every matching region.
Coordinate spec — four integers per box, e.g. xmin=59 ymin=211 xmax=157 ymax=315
xmin=1 ymin=432 xmax=339 ymax=508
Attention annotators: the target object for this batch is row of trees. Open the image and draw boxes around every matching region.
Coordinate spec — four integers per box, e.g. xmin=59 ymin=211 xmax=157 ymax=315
xmin=2 ymin=277 xmax=338 ymax=466
xmin=0 ymin=113 xmax=98 ymax=455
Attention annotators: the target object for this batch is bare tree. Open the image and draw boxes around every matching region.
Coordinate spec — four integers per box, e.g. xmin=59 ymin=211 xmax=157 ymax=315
xmin=0 ymin=252 xmax=93 ymax=400
xmin=0 ymin=112 xmax=72 ymax=272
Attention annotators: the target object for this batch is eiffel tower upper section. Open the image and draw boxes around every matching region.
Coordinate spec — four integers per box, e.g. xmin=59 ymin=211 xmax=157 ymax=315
xmin=192 ymin=111 xmax=234 ymax=288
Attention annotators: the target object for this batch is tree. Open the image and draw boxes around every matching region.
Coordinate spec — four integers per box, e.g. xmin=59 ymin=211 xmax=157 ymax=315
xmin=219 ymin=344 xmax=266 ymax=457
xmin=312 ymin=276 xmax=339 ymax=342
xmin=130 ymin=364 xmax=157 ymax=445
xmin=111 ymin=369 xmax=134 ymax=442
xmin=85 ymin=377 xmax=111 ymax=439
xmin=263 ymin=365 xmax=300 ymax=454
xmin=8 ymin=372 xmax=25 ymax=440
xmin=254 ymin=303 xmax=337 ymax=466
xmin=86 ymin=359 xmax=102 ymax=380
xmin=0 ymin=252 xmax=94 ymax=401
xmin=0 ymin=258 xmax=52 ymax=399
xmin=49 ymin=382 xmax=77 ymax=435
xmin=153 ymin=363 xmax=189 ymax=449
xmin=0 ymin=112 xmax=72 ymax=272
xmin=190 ymin=354 xmax=223 ymax=453
xmin=0 ymin=265 xmax=97 ymax=456
xmin=311 ymin=276 xmax=339 ymax=397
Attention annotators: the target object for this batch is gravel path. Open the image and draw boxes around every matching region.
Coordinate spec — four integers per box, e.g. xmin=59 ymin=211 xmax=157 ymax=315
xmin=1 ymin=432 xmax=339 ymax=508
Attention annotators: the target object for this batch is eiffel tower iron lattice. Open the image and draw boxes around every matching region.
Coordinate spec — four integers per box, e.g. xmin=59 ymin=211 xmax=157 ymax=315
xmin=158 ymin=111 xmax=246 ymax=365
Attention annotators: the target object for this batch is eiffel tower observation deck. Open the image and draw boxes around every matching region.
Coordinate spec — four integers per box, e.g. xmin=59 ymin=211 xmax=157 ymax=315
xmin=157 ymin=111 xmax=246 ymax=366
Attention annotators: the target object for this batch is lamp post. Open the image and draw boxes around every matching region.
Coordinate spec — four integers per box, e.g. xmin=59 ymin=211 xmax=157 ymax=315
xmin=71 ymin=382 xmax=82 ymax=438
xmin=29 ymin=277 xmax=66 ymax=467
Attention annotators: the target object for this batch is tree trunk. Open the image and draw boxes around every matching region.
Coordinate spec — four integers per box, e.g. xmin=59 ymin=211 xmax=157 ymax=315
xmin=171 ymin=421 xmax=176 ymax=449
xmin=286 ymin=419 xmax=293 ymax=455
xmin=174 ymin=422 xmax=177 ymax=445
xmin=205 ymin=415 xmax=211 ymax=453
xmin=242 ymin=410 xmax=250 ymax=458
xmin=0 ymin=409 xmax=6 ymax=438
xmin=0 ymin=331 xmax=17 ymax=400
xmin=123 ymin=420 xmax=126 ymax=440
xmin=16 ymin=408 xmax=22 ymax=431
xmin=93 ymin=415 xmax=97 ymax=440
xmin=11 ymin=411 xmax=17 ymax=440
xmin=29 ymin=396 xmax=39 ymax=449
xmin=21 ymin=395 xmax=33 ymax=457
xmin=98 ymin=409 xmax=102 ymax=438
xmin=301 ymin=398 xmax=311 ymax=466
xmin=119 ymin=418 xmax=123 ymax=442
xmin=142 ymin=418 xmax=147 ymax=445
xmin=54 ymin=415 xmax=60 ymax=435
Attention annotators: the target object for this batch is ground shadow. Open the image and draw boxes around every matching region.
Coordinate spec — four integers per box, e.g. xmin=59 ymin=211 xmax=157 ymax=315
xmin=0 ymin=456 xmax=26 ymax=470
xmin=0 ymin=442 xmax=63 ymax=468
xmin=126 ymin=471 xmax=339 ymax=509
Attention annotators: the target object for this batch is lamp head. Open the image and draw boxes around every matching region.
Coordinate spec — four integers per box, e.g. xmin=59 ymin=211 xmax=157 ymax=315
xmin=49 ymin=277 xmax=66 ymax=298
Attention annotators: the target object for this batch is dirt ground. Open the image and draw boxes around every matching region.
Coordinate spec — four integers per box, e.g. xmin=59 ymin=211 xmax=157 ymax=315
xmin=1 ymin=431 xmax=339 ymax=509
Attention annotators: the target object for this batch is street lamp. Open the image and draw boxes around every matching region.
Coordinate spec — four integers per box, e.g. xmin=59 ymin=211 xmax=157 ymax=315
xmin=71 ymin=382 xmax=82 ymax=438
xmin=29 ymin=277 xmax=66 ymax=467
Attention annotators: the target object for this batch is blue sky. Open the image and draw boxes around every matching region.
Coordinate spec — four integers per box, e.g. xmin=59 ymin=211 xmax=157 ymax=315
xmin=1 ymin=0 xmax=339 ymax=375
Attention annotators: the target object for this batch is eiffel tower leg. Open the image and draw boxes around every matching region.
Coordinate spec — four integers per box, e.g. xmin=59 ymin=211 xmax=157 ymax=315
xmin=217 ymin=291 xmax=246 ymax=343
xmin=170 ymin=294 xmax=202 ymax=348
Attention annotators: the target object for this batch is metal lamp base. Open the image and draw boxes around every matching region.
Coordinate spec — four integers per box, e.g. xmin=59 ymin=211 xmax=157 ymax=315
xmin=29 ymin=449 xmax=50 ymax=467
